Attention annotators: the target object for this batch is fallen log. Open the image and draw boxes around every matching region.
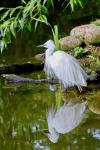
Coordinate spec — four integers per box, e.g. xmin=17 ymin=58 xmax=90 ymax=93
xmin=0 ymin=63 xmax=44 ymax=74
xmin=2 ymin=74 xmax=58 ymax=84
xmin=2 ymin=71 xmax=100 ymax=88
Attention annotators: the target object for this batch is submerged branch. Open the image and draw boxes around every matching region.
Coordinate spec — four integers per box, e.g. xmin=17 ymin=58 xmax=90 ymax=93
xmin=2 ymin=72 xmax=100 ymax=89
xmin=2 ymin=74 xmax=58 ymax=84
xmin=0 ymin=62 xmax=100 ymax=88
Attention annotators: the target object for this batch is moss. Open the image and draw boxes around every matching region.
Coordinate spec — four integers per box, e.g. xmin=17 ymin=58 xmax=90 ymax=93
xmin=92 ymin=19 xmax=100 ymax=26
xmin=86 ymin=90 xmax=100 ymax=114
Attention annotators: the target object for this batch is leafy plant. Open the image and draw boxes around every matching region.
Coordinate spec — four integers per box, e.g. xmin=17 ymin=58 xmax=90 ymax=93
xmin=42 ymin=0 xmax=54 ymax=7
xmin=0 ymin=0 xmax=84 ymax=53
xmin=74 ymin=47 xmax=88 ymax=58
xmin=51 ymin=25 xmax=60 ymax=50
xmin=91 ymin=19 xmax=100 ymax=26
xmin=63 ymin=0 xmax=83 ymax=11
xmin=0 ymin=0 xmax=49 ymax=53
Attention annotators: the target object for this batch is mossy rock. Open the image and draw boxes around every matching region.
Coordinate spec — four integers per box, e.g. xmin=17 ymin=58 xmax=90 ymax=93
xmin=59 ymin=36 xmax=82 ymax=51
xmin=70 ymin=24 xmax=100 ymax=44
xmin=34 ymin=53 xmax=45 ymax=62
xmin=86 ymin=91 xmax=100 ymax=114
xmin=92 ymin=19 xmax=100 ymax=26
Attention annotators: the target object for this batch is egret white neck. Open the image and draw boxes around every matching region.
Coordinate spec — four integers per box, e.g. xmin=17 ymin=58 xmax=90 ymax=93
xmin=45 ymin=48 xmax=55 ymax=58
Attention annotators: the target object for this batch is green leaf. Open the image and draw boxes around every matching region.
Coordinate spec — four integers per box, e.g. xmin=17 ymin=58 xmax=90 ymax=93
xmin=19 ymin=19 xmax=25 ymax=30
xmin=30 ymin=5 xmax=37 ymax=18
xmin=47 ymin=0 xmax=54 ymax=7
xmin=1 ymin=10 xmax=10 ymax=20
xmin=21 ymin=0 xmax=26 ymax=4
xmin=3 ymin=30 xmax=11 ymax=44
xmin=10 ymin=6 xmax=23 ymax=18
xmin=10 ymin=9 xmax=16 ymax=18
xmin=69 ymin=0 xmax=74 ymax=11
xmin=34 ymin=20 xmax=38 ymax=31
xmin=39 ymin=15 xmax=48 ymax=24
xmin=0 ymin=28 xmax=4 ymax=36
xmin=27 ymin=22 xmax=31 ymax=31
xmin=23 ymin=3 xmax=32 ymax=17
xmin=0 ymin=40 xmax=7 ymax=53
xmin=49 ymin=0 xmax=54 ymax=7
xmin=1 ymin=20 xmax=10 ymax=29
xmin=51 ymin=25 xmax=59 ymax=50
xmin=74 ymin=47 xmax=85 ymax=58
xmin=77 ymin=0 xmax=83 ymax=7
xmin=10 ymin=22 xmax=16 ymax=37
xmin=0 ymin=7 xmax=4 ymax=11
xmin=41 ymin=5 xmax=48 ymax=14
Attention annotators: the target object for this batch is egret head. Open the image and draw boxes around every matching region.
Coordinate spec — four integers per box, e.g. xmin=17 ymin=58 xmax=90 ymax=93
xmin=38 ymin=40 xmax=56 ymax=58
xmin=47 ymin=132 xmax=59 ymax=143
xmin=38 ymin=40 xmax=55 ymax=50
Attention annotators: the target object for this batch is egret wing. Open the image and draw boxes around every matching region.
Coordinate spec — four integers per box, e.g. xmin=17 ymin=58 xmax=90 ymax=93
xmin=49 ymin=51 xmax=88 ymax=88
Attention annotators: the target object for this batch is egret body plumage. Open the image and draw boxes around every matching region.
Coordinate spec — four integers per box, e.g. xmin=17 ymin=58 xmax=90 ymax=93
xmin=38 ymin=40 xmax=88 ymax=91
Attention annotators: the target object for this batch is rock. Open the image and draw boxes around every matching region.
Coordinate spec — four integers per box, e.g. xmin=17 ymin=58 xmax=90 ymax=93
xmin=70 ymin=24 xmax=100 ymax=44
xmin=87 ymin=91 xmax=100 ymax=115
xmin=59 ymin=36 xmax=82 ymax=51
xmin=34 ymin=53 xmax=45 ymax=62
xmin=92 ymin=19 xmax=100 ymax=26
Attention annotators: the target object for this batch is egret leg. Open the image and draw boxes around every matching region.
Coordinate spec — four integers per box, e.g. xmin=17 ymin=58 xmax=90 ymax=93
xmin=61 ymin=85 xmax=68 ymax=102
xmin=77 ymin=85 xmax=82 ymax=92
xmin=49 ymin=84 xmax=56 ymax=92
xmin=47 ymin=76 xmax=56 ymax=92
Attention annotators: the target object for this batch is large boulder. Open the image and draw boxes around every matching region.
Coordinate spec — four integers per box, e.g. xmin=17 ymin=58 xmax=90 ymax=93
xmin=59 ymin=36 xmax=82 ymax=51
xmin=34 ymin=53 xmax=45 ymax=62
xmin=70 ymin=24 xmax=100 ymax=44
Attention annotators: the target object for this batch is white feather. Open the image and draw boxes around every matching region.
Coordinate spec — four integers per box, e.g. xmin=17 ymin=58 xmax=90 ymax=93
xmin=39 ymin=40 xmax=88 ymax=91
xmin=45 ymin=50 xmax=88 ymax=90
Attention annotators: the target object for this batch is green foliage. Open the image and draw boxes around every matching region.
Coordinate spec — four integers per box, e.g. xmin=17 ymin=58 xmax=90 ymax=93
xmin=43 ymin=0 xmax=54 ymax=7
xmin=70 ymin=0 xmax=83 ymax=11
xmin=74 ymin=47 xmax=88 ymax=58
xmin=0 ymin=0 xmax=49 ymax=53
xmin=91 ymin=19 xmax=100 ymax=26
xmin=63 ymin=0 xmax=83 ymax=11
xmin=0 ymin=0 xmax=84 ymax=53
xmin=51 ymin=25 xmax=60 ymax=50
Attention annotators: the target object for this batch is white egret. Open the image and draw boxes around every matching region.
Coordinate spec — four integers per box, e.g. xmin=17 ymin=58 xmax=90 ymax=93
xmin=38 ymin=40 xmax=88 ymax=92
xmin=47 ymin=101 xmax=86 ymax=143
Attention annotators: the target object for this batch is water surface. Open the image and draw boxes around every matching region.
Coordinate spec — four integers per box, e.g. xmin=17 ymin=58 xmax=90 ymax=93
xmin=0 ymin=71 xmax=100 ymax=150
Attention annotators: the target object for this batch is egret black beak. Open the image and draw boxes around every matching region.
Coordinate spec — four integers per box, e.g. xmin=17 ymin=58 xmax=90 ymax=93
xmin=37 ymin=44 xmax=45 ymax=48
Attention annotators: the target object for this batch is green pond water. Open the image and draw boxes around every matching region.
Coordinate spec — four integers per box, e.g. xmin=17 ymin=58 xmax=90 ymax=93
xmin=0 ymin=16 xmax=100 ymax=150
xmin=0 ymin=71 xmax=100 ymax=150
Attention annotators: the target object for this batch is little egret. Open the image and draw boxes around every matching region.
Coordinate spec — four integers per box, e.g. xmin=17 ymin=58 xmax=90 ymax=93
xmin=38 ymin=40 xmax=88 ymax=92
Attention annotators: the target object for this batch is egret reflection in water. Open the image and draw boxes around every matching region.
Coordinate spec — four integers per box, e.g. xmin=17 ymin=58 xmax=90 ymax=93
xmin=46 ymin=101 xmax=87 ymax=143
